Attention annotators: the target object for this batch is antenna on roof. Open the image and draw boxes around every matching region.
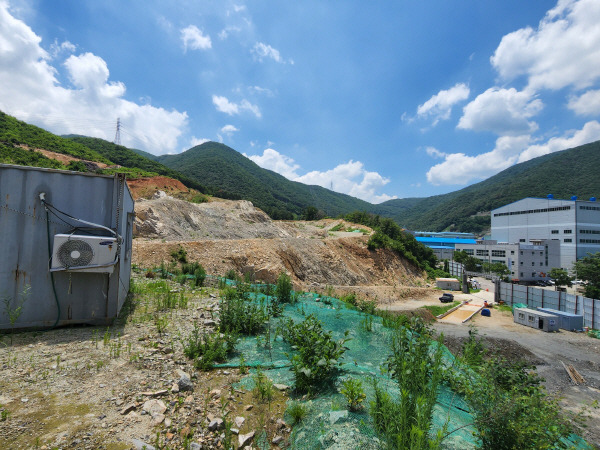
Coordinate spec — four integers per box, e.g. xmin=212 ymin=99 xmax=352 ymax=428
xmin=113 ymin=118 xmax=121 ymax=146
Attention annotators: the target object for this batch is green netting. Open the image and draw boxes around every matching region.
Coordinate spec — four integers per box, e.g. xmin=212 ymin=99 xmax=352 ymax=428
xmin=212 ymin=289 xmax=594 ymax=449
xmin=512 ymin=302 xmax=528 ymax=312
xmin=213 ymin=292 xmax=477 ymax=449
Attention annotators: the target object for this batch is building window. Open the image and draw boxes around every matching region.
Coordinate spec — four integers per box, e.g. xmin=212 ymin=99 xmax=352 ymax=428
xmin=520 ymin=239 xmax=526 ymax=242
xmin=518 ymin=312 xmax=525 ymax=319
xmin=551 ymin=230 xmax=559 ymax=234
xmin=492 ymin=250 xmax=505 ymax=257
xmin=520 ymin=272 xmax=524 ymax=277
xmin=580 ymin=239 xmax=600 ymax=244
xmin=520 ymin=261 xmax=523 ymax=265
xmin=520 ymin=251 xmax=523 ymax=255
xmin=511 ymin=261 xmax=514 ymax=265
xmin=476 ymin=249 xmax=488 ymax=256
xmin=564 ymin=238 xmax=572 ymax=243
xmin=540 ymin=262 xmax=543 ymax=266
xmin=564 ymin=229 xmax=572 ymax=234
xmin=581 ymin=229 xmax=600 ymax=234
xmin=532 ymin=262 xmax=535 ymax=266
xmin=464 ymin=249 xmax=474 ymax=255
xmin=511 ymin=250 xmax=515 ymax=255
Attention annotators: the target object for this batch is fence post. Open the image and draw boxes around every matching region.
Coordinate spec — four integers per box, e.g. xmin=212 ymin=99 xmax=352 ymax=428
xmin=592 ymin=299 xmax=595 ymax=330
xmin=541 ymin=288 xmax=544 ymax=309
xmin=511 ymin=282 xmax=514 ymax=305
xmin=558 ymin=291 xmax=561 ymax=311
xmin=575 ymin=295 xmax=578 ymax=315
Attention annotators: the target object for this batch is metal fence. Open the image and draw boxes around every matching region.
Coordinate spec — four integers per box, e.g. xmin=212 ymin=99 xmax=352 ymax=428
xmin=498 ymin=281 xmax=599 ymax=329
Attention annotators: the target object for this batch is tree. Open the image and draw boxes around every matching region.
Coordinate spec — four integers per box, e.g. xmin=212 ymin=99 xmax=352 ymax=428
xmin=483 ymin=262 xmax=510 ymax=278
xmin=453 ymin=250 xmax=481 ymax=272
xmin=574 ymin=253 xmax=600 ymax=299
xmin=549 ymin=268 xmax=572 ymax=289
xmin=303 ymin=206 xmax=319 ymax=221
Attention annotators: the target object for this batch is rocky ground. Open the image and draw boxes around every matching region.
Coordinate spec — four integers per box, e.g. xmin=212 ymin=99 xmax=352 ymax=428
xmin=0 ymin=274 xmax=292 ymax=449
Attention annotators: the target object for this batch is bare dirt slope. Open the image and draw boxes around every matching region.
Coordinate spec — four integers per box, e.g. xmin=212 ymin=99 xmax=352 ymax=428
xmin=132 ymin=194 xmax=429 ymax=298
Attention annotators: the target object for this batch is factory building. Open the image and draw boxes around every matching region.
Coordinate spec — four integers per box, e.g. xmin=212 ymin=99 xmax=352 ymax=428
xmin=455 ymin=239 xmax=561 ymax=282
xmin=491 ymin=196 xmax=600 ymax=270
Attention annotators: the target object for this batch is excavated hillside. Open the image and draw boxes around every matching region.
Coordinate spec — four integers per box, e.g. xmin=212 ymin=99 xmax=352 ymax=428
xmin=132 ymin=191 xmax=435 ymax=303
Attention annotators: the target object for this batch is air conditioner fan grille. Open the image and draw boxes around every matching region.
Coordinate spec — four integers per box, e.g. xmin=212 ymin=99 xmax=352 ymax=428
xmin=57 ymin=239 xmax=94 ymax=267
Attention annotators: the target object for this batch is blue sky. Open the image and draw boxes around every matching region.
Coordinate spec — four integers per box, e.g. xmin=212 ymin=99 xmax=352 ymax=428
xmin=1 ymin=0 xmax=600 ymax=203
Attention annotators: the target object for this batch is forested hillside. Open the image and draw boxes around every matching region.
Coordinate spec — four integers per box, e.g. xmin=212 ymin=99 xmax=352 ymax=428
xmin=373 ymin=140 xmax=600 ymax=233
xmin=158 ymin=141 xmax=372 ymax=219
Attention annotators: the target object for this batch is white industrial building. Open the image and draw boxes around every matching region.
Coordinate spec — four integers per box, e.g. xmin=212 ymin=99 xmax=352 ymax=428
xmin=491 ymin=196 xmax=600 ymax=270
xmin=455 ymin=239 xmax=561 ymax=282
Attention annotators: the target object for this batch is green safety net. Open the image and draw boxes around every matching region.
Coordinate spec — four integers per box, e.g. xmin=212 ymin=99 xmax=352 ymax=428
xmin=212 ymin=289 xmax=591 ymax=449
xmin=512 ymin=302 xmax=528 ymax=312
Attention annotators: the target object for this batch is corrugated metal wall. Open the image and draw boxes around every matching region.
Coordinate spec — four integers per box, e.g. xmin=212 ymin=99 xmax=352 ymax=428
xmin=0 ymin=164 xmax=134 ymax=329
xmin=499 ymin=281 xmax=599 ymax=329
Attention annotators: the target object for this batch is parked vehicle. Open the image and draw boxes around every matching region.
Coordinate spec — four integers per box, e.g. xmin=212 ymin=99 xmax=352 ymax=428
xmin=439 ymin=293 xmax=454 ymax=303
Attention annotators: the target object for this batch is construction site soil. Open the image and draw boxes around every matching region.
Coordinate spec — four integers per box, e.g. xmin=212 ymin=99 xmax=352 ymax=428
xmin=1 ymin=183 xmax=599 ymax=448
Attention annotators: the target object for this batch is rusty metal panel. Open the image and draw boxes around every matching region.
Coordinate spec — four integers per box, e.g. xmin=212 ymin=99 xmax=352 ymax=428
xmin=0 ymin=164 xmax=134 ymax=329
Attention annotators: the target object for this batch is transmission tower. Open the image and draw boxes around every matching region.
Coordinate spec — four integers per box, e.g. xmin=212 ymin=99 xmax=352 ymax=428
xmin=113 ymin=118 xmax=121 ymax=145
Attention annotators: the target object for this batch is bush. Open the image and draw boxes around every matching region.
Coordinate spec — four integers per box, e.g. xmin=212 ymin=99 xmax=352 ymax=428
xmin=219 ymin=288 xmax=267 ymax=336
xmin=370 ymin=318 xmax=446 ymax=449
xmin=182 ymin=323 xmax=236 ymax=370
xmin=194 ymin=266 xmax=206 ymax=287
xmin=340 ymin=378 xmax=366 ymax=411
xmin=170 ymin=245 xmax=187 ymax=263
xmin=279 ymin=315 xmax=350 ymax=393
xmin=275 ymin=272 xmax=293 ymax=304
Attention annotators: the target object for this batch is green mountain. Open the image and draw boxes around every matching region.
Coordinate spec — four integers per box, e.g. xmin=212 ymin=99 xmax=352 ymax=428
xmin=2 ymin=110 xmax=600 ymax=233
xmin=66 ymin=136 xmax=208 ymax=193
xmin=157 ymin=142 xmax=372 ymax=219
xmin=372 ymin=140 xmax=600 ymax=232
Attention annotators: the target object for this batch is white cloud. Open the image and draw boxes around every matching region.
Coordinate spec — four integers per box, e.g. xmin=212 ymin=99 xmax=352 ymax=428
xmin=416 ymin=83 xmax=470 ymax=125
xmin=252 ymin=42 xmax=286 ymax=63
xmin=49 ymin=39 xmax=75 ymax=58
xmin=426 ymin=120 xmax=600 ymax=185
xmin=212 ymin=95 xmax=261 ymax=118
xmin=220 ymin=124 xmax=239 ymax=138
xmin=190 ymin=137 xmax=209 ymax=147
xmin=246 ymin=149 xmax=396 ymax=203
xmin=426 ymin=135 xmax=531 ymax=185
xmin=246 ymin=148 xmax=300 ymax=179
xmin=0 ymin=4 xmax=188 ymax=155
xmin=458 ymin=87 xmax=543 ymax=135
xmin=425 ymin=146 xmax=447 ymax=159
xmin=218 ymin=26 xmax=241 ymax=40
xmin=491 ymin=0 xmax=600 ymax=91
xmin=517 ymin=120 xmax=600 ymax=162
xmin=181 ymin=25 xmax=212 ymax=51
xmin=568 ymin=89 xmax=600 ymax=116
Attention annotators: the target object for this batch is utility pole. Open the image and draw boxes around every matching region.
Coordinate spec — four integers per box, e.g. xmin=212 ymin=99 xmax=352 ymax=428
xmin=113 ymin=118 xmax=121 ymax=146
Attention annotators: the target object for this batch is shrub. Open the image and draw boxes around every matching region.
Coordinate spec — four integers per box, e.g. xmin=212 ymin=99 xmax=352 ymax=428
xmin=279 ymin=315 xmax=350 ymax=393
xmin=170 ymin=245 xmax=187 ymax=263
xmin=340 ymin=378 xmax=366 ymax=411
xmin=461 ymin=357 xmax=581 ymax=449
xmin=275 ymin=272 xmax=293 ymax=303
xmin=370 ymin=318 xmax=446 ymax=449
xmin=219 ymin=289 xmax=267 ymax=336
xmin=194 ymin=266 xmax=207 ymax=287
xmin=182 ymin=323 xmax=236 ymax=370
xmin=224 ymin=269 xmax=238 ymax=281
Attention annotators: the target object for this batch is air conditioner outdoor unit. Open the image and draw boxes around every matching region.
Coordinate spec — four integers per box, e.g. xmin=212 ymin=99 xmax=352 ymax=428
xmin=51 ymin=234 xmax=118 ymax=273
